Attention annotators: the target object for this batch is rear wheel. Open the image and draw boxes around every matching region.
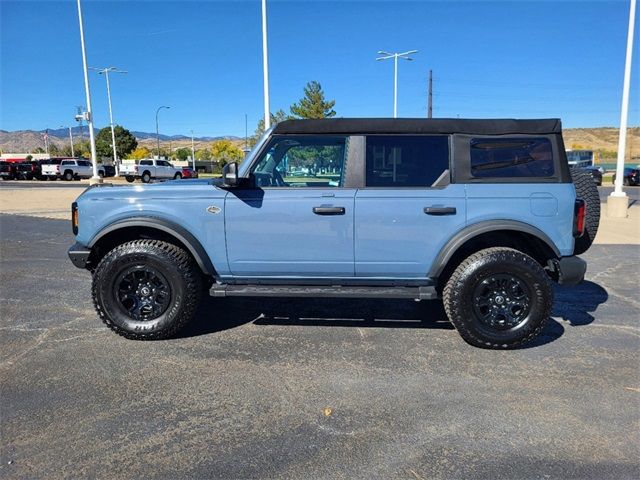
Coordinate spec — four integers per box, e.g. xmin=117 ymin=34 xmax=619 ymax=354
xmin=48 ymin=175 xmax=57 ymax=181
xmin=125 ymin=175 xmax=135 ymax=183
xmin=443 ymin=247 xmax=553 ymax=349
xmin=571 ymin=168 xmax=600 ymax=255
xmin=91 ymin=240 xmax=202 ymax=340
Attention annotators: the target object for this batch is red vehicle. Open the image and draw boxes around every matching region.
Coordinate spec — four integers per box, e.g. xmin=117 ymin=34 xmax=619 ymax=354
xmin=180 ymin=167 xmax=199 ymax=179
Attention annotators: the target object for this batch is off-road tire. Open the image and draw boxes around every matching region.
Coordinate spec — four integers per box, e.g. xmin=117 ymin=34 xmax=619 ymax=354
xmin=571 ymin=168 xmax=600 ymax=255
xmin=92 ymin=239 xmax=202 ymax=340
xmin=125 ymin=175 xmax=135 ymax=183
xmin=443 ymin=247 xmax=553 ymax=349
xmin=141 ymin=172 xmax=151 ymax=183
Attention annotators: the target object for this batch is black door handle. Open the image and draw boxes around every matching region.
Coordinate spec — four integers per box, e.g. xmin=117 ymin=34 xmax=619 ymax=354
xmin=313 ymin=206 xmax=345 ymax=215
xmin=424 ymin=206 xmax=457 ymax=215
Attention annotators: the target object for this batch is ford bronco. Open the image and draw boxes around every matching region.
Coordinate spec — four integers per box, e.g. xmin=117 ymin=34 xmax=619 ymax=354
xmin=68 ymin=118 xmax=599 ymax=348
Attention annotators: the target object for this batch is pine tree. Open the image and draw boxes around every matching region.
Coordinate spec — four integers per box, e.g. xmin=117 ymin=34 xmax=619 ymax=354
xmin=290 ymin=81 xmax=336 ymax=119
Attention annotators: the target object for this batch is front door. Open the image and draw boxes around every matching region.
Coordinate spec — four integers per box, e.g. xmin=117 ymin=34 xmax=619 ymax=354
xmin=224 ymin=135 xmax=356 ymax=278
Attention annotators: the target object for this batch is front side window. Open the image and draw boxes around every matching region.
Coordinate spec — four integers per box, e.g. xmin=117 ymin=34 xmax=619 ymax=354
xmin=470 ymin=137 xmax=554 ymax=178
xmin=365 ymin=135 xmax=449 ymax=187
xmin=251 ymin=136 xmax=347 ymax=188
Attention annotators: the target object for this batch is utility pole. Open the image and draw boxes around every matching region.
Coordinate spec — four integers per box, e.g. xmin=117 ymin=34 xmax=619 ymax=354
xmin=191 ymin=130 xmax=196 ymax=171
xmin=76 ymin=0 xmax=100 ymax=184
xmin=245 ymin=113 xmax=248 ymax=151
xmin=376 ymin=50 xmax=418 ymax=118
xmin=428 ymin=69 xmax=433 ymax=119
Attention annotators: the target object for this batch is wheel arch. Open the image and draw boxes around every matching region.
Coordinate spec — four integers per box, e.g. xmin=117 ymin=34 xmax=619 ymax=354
xmin=88 ymin=217 xmax=216 ymax=277
xmin=430 ymin=220 xmax=561 ymax=287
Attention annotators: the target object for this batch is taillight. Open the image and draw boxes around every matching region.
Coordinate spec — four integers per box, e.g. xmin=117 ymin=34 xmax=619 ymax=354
xmin=134 ymin=166 xmax=139 ymax=172
xmin=71 ymin=202 xmax=79 ymax=235
xmin=574 ymin=199 xmax=586 ymax=237
xmin=56 ymin=165 xmax=60 ymax=172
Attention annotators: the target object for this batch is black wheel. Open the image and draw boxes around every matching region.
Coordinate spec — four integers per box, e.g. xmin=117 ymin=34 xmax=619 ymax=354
xmin=623 ymin=177 xmax=630 ymax=186
xmin=63 ymin=170 xmax=74 ymax=181
xmin=49 ymin=175 xmax=57 ymax=181
xmin=443 ymin=247 xmax=553 ymax=349
xmin=174 ymin=173 xmax=182 ymax=180
xmin=98 ymin=170 xmax=105 ymax=178
xmin=571 ymin=168 xmax=600 ymax=255
xmin=125 ymin=175 xmax=135 ymax=183
xmin=141 ymin=172 xmax=151 ymax=183
xmin=92 ymin=240 xmax=202 ymax=340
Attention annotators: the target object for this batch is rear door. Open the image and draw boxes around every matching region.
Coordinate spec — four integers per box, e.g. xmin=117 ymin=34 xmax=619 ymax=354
xmin=354 ymin=135 xmax=466 ymax=278
xmin=224 ymin=135 xmax=356 ymax=278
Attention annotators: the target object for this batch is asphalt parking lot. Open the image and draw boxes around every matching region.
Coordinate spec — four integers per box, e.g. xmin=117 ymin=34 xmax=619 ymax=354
xmin=1 ymin=185 xmax=639 ymax=479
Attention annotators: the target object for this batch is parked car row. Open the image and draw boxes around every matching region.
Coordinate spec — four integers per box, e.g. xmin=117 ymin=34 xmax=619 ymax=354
xmin=612 ymin=167 xmax=640 ymax=186
xmin=120 ymin=160 xmax=198 ymax=183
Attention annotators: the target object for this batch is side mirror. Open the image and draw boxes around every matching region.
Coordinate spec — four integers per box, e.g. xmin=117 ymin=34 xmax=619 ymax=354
xmin=222 ymin=162 xmax=239 ymax=187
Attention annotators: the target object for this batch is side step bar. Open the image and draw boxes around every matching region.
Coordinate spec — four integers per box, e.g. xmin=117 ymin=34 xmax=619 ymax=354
xmin=210 ymin=284 xmax=438 ymax=301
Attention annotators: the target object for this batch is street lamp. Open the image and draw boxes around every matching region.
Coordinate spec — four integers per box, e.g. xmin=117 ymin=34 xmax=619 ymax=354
xmin=155 ymin=106 xmax=170 ymax=159
xmin=191 ymin=130 xmax=196 ymax=171
xmin=90 ymin=66 xmax=127 ymax=176
xmin=376 ymin=50 xmax=418 ymax=118
xmin=75 ymin=0 xmax=100 ymax=184
xmin=60 ymin=125 xmax=74 ymax=157
xmin=261 ymin=0 xmax=270 ymax=129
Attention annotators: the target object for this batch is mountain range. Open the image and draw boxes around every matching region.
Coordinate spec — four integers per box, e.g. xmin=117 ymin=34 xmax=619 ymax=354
xmin=0 ymin=127 xmax=241 ymax=153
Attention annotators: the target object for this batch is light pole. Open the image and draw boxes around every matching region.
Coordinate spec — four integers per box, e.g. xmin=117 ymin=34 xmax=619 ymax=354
xmin=91 ymin=67 xmax=127 ymax=176
xmin=376 ymin=50 xmax=418 ymax=118
xmin=61 ymin=125 xmax=74 ymax=157
xmin=608 ymin=0 xmax=636 ymax=218
xmin=75 ymin=0 xmax=100 ymax=184
xmin=155 ymin=106 xmax=170 ymax=159
xmin=191 ymin=130 xmax=196 ymax=171
xmin=261 ymin=0 xmax=270 ymax=129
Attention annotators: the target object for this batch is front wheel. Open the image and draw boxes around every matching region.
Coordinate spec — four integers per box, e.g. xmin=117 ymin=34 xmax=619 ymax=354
xmin=174 ymin=173 xmax=182 ymax=180
xmin=443 ymin=247 xmax=553 ymax=349
xmin=91 ymin=240 xmax=203 ymax=340
xmin=141 ymin=172 xmax=151 ymax=183
xmin=63 ymin=171 xmax=74 ymax=181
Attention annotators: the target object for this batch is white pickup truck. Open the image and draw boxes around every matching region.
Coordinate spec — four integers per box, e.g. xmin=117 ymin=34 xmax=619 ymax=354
xmin=120 ymin=159 xmax=182 ymax=183
xmin=41 ymin=159 xmax=106 ymax=181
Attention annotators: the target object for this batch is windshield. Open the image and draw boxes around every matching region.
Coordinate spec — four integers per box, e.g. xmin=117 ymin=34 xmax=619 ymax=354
xmin=238 ymin=126 xmax=274 ymax=177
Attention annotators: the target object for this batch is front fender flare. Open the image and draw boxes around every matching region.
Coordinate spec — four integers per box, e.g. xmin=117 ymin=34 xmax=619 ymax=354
xmin=428 ymin=220 xmax=561 ymax=278
xmin=88 ymin=216 xmax=215 ymax=276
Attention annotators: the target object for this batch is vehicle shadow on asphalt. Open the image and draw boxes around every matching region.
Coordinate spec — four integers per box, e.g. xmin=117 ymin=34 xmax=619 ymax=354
xmin=179 ymin=280 xmax=609 ymax=348
xmin=178 ymin=297 xmax=455 ymax=339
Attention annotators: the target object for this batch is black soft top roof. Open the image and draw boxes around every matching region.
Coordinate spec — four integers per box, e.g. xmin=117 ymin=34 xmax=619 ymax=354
xmin=272 ymin=118 xmax=562 ymax=135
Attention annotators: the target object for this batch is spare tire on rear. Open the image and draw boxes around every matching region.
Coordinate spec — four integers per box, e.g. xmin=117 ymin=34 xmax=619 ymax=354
xmin=571 ymin=168 xmax=600 ymax=255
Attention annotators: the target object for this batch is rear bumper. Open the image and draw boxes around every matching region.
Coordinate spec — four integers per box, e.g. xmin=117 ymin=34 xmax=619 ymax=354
xmin=68 ymin=242 xmax=91 ymax=269
xmin=552 ymin=256 xmax=587 ymax=286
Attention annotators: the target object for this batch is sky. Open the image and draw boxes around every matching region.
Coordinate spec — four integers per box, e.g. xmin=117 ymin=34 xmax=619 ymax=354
xmin=1 ymin=0 xmax=638 ymax=137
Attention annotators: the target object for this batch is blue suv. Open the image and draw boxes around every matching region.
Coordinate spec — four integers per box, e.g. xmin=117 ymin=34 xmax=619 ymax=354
xmin=68 ymin=118 xmax=597 ymax=348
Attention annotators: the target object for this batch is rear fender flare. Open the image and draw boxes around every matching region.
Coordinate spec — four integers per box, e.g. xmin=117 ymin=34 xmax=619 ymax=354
xmin=428 ymin=220 xmax=561 ymax=278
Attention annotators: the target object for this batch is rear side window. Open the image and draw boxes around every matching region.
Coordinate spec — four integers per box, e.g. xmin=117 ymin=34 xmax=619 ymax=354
xmin=140 ymin=160 xmax=153 ymax=166
xmin=470 ymin=138 xmax=554 ymax=178
xmin=365 ymin=135 xmax=449 ymax=187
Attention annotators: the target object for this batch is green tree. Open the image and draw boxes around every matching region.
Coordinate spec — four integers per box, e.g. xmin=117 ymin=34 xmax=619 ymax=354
xmin=290 ymin=81 xmax=336 ymax=119
xmin=210 ymin=139 xmax=244 ymax=165
xmin=250 ymin=109 xmax=291 ymax=146
xmin=174 ymin=148 xmax=191 ymax=162
xmin=197 ymin=148 xmax=212 ymax=161
xmin=95 ymin=125 xmax=138 ymax=159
